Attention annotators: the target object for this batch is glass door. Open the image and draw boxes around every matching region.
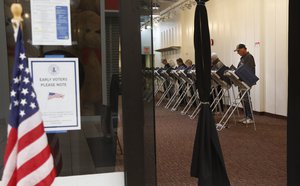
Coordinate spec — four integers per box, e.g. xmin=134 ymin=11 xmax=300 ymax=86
xmin=119 ymin=0 xmax=157 ymax=185
xmin=1 ymin=0 xmax=158 ymax=185
xmin=1 ymin=0 xmax=124 ymax=183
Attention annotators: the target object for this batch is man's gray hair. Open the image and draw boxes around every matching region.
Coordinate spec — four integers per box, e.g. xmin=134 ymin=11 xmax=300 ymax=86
xmin=211 ymin=52 xmax=218 ymax=62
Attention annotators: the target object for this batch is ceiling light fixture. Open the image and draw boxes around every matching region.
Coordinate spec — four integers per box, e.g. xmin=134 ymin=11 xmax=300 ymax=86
xmin=152 ymin=2 xmax=160 ymax=10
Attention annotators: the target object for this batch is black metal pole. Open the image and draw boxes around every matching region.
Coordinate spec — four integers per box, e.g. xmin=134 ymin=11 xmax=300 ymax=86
xmin=120 ymin=0 xmax=146 ymax=185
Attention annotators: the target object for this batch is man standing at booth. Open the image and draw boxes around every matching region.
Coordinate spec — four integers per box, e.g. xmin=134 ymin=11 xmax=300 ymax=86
xmin=234 ymin=43 xmax=256 ymax=124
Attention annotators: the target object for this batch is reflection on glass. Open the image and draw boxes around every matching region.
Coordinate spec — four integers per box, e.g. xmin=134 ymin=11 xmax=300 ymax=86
xmin=140 ymin=0 xmax=156 ymax=185
xmin=2 ymin=0 xmax=123 ymax=177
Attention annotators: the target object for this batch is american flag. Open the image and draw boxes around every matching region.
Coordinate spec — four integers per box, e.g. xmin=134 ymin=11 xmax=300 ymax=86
xmin=1 ymin=27 xmax=56 ymax=185
xmin=48 ymin=92 xmax=64 ymax=100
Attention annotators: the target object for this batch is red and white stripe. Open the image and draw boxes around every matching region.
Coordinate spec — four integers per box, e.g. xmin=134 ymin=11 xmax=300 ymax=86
xmin=2 ymin=111 xmax=56 ymax=186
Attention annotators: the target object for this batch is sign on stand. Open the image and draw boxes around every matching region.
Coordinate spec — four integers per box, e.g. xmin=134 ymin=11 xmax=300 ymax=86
xmin=29 ymin=58 xmax=81 ymax=131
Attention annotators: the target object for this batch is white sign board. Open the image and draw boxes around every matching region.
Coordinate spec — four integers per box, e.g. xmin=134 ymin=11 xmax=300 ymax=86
xmin=31 ymin=0 xmax=72 ymax=45
xmin=28 ymin=58 xmax=81 ymax=131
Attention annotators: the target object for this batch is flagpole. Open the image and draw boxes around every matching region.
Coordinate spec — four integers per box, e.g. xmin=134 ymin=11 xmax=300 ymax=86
xmin=1 ymin=3 xmax=57 ymax=185
xmin=10 ymin=3 xmax=23 ymax=42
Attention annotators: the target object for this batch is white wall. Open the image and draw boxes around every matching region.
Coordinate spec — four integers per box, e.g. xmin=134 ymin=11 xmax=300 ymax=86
xmin=264 ymin=0 xmax=288 ymax=116
xmin=206 ymin=0 xmax=288 ymax=116
xmin=180 ymin=5 xmax=196 ymax=64
xmin=152 ymin=13 xmax=183 ymax=67
xmin=207 ymin=0 xmax=264 ymax=113
xmin=151 ymin=0 xmax=288 ymax=116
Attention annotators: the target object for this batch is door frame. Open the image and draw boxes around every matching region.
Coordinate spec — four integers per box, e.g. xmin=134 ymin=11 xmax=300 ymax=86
xmin=0 ymin=1 xmax=9 ymax=120
xmin=120 ymin=0 xmax=150 ymax=185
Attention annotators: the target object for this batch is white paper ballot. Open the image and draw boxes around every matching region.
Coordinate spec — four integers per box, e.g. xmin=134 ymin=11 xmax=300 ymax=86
xmin=31 ymin=0 xmax=72 ymax=45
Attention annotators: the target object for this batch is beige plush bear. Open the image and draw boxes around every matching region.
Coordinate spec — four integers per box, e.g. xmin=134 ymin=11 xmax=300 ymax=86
xmin=73 ymin=10 xmax=102 ymax=115
xmin=78 ymin=0 xmax=100 ymax=14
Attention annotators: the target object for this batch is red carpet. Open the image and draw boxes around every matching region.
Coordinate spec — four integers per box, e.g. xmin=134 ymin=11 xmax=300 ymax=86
xmin=155 ymin=106 xmax=286 ymax=186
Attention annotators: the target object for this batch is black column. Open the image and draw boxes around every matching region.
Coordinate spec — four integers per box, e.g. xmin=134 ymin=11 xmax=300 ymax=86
xmin=0 ymin=0 xmax=9 ymax=177
xmin=0 ymin=0 xmax=9 ymax=119
xmin=288 ymin=0 xmax=300 ymax=185
xmin=120 ymin=1 xmax=145 ymax=185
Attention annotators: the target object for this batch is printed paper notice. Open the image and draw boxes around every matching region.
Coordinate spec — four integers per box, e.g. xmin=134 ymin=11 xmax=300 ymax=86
xmin=31 ymin=0 xmax=71 ymax=45
xmin=28 ymin=58 xmax=81 ymax=131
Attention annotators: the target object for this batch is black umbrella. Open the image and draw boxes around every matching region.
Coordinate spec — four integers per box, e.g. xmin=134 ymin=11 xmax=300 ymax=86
xmin=190 ymin=1 xmax=230 ymax=185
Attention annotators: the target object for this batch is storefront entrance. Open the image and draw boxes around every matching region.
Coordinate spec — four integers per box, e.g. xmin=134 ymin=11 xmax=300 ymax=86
xmin=0 ymin=0 xmax=156 ymax=185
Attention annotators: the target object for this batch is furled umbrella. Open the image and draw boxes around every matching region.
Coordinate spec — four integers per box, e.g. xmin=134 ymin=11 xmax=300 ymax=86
xmin=190 ymin=0 xmax=230 ymax=185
